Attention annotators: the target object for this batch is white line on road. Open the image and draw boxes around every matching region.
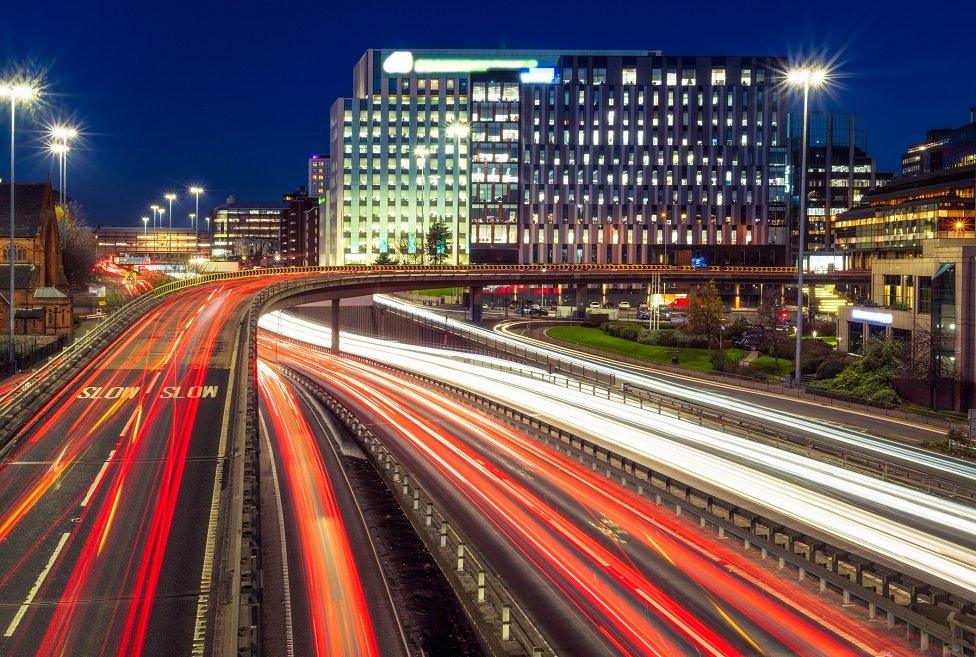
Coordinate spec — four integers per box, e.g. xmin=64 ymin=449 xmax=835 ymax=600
xmin=4 ymin=532 xmax=71 ymax=637
xmin=80 ymin=450 xmax=116 ymax=508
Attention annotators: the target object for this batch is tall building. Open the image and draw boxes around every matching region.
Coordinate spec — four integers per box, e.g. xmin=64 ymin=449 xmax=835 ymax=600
xmin=209 ymin=196 xmax=285 ymax=263
xmin=308 ymin=154 xmax=328 ymax=198
xmin=326 ymin=49 xmax=790 ymax=266
xmin=280 ymin=186 xmax=320 ymax=266
xmin=901 ymin=108 xmax=976 ymax=174
xmin=786 ymin=112 xmax=882 ymax=253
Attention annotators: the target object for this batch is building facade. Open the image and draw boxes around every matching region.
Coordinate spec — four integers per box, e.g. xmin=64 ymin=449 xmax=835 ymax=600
xmin=0 ymin=182 xmax=72 ymax=337
xmin=901 ymin=109 xmax=976 ymax=174
xmin=308 ymin=154 xmax=328 ymax=198
xmin=209 ymin=196 xmax=285 ymax=263
xmin=280 ymin=187 xmax=320 ymax=266
xmin=95 ymin=226 xmax=211 ymax=261
xmin=786 ymin=112 xmax=882 ymax=253
xmin=326 ymin=49 xmax=790 ymax=267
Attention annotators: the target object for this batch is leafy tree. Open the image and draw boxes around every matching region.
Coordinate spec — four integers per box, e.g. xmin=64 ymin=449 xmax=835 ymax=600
xmin=56 ymin=202 xmax=98 ymax=292
xmin=374 ymin=250 xmax=397 ymax=265
xmin=424 ymin=218 xmax=453 ymax=266
xmin=808 ymin=339 xmax=903 ymax=406
xmin=686 ymin=280 xmax=725 ymax=346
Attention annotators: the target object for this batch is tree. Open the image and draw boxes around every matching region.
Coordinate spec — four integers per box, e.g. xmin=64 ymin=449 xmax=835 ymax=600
xmin=374 ymin=250 xmax=397 ymax=265
xmin=424 ymin=218 xmax=453 ymax=266
xmin=686 ymin=280 xmax=725 ymax=346
xmin=56 ymin=202 xmax=98 ymax=292
xmin=234 ymin=237 xmax=277 ymax=264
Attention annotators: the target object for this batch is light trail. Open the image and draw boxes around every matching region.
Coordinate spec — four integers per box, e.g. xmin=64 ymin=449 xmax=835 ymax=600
xmin=264 ymin=330 xmax=920 ymax=656
xmin=258 ymin=311 xmax=976 ymax=603
xmin=373 ymin=294 xmax=976 ymax=484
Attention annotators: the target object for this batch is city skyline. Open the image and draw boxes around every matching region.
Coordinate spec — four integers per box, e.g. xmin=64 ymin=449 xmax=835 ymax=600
xmin=3 ymin=0 xmax=975 ymax=225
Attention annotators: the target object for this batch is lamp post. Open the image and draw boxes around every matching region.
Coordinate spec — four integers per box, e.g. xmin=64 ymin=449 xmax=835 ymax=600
xmin=413 ymin=145 xmax=431 ymax=263
xmin=786 ymin=65 xmax=828 ymax=387
xmin=446 ymin=120 xmax=469 ymax=266
xmin=150 ymin=204 xmax=160 ymax=232
xmin=1 ymin=81 xmax=39 ymax=369
xmin=189 ymin=186 xmax=204 ymax=257
xmin=157 ymin=208 xmax=165 ymax=252
xmin=49 ymin=125 xmax=78 ymax=205
xmin=164 ymin=193 xmax=176 ymax=230
xmin=142 ymin=216 xmax=149 ymax=236
xmin=47 ymin=143 xmax=68 ymax=205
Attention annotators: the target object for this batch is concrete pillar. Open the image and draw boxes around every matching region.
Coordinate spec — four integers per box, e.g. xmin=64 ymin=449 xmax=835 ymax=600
xmin=575 ymin=285 xmax=587 ymax=319
xmin=331 ymin=298 xmax=340 ymax=352
xmin=469 ymin=285 xmax=483 ymax=322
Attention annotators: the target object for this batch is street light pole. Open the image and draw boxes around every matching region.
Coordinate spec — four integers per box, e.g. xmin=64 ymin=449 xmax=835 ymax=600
xmin=447 ymin=120 xmax=469 ymax=266
xmin=787 ymin=66 xmax=828 ymax=387
xmin=189 ymin=186 xmax=204 ymax=258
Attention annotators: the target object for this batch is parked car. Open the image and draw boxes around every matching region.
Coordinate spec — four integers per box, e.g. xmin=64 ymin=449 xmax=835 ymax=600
xmin=589 ymin=301 xmax=601 ymax=308
xmin=602 ymin=301 xmax=615 ymax=308
xmin=527 ymin=307 xmax=549 ymax=316
xmin=636 ymin=310 xmax=650 ymax=320
xmin=638 ymin=302 xmax=649 ymax=311
xmin=735 ymin=328 xmax=764 ymax=350
xmin=670 ymin=312 xmax=688 ymax=325
xmin=618 ymin=301 xmax=632 ymax=310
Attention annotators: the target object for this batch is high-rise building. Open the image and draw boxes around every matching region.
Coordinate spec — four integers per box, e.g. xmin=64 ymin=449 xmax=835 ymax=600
xmin=308 ymin=154 xmax=328 ymax=198
xmin=209 ymin=195 xmax=285 ymax=263
xmin=900 ymin=108 xmax=976 ymax=174
xmin=786 ymin=112 xmax=882 ymax=253
xmin=280 ymin=186 xmax=320 ymax=266
xmin=325 ymin=49 xmax=790 ymax=266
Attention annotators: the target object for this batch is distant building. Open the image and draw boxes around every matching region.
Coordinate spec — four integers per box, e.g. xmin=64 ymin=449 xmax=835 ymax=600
xmin=901 ymin=108 xmax=976 ymax=174
xmin=308 ymin=154 xmax=328 ymax=198
xmin=0 ymin=182 xmax=72 ymax=337
xmin=209 ymin=196 xmax=285 ymax=263
xmin=786 ymin=112 xmax=884 ymax=254
xmin=94 ymin=226 xmax=210 ymax=262
xmin=280 ymin=187 xmax=320 ymax=266
xmin=834 ymin=164 xmax=976 ymax=268
xmin=327 ymin=49 xmax=790 ymax=266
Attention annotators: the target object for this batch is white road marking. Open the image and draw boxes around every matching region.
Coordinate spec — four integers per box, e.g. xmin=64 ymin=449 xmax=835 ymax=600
xmin=80 ymin=450 xmax=116 ymax=508
xmin=4 ymin=532 xmax=71 ymax=637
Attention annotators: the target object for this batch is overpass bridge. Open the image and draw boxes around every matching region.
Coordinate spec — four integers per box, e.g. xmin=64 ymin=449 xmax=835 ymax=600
xmin=0 ymin=263 xmax=871 ymax=657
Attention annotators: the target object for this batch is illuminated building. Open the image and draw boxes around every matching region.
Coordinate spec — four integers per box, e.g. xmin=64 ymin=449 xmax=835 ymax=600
xmin=308 ymin=154 xmax=328 ymax=198
xmin=280 ymin=187 xmax=320 ymax=266
xmin=209 ymin=195 xmax=285 ymax=262
xmin=94 ymin=226 xmax=211 ymax=261
xmin=786 ymin=112 xmax=884 ymax=253
xmin=901 ymin=108 xmax=976 ymax=174
xmin=326 ymin=49 xmax=790 ymax=266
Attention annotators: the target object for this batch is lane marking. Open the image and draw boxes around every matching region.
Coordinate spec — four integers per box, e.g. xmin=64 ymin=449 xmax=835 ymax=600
xmin=80 ymin=450 xmax=116 ymax=508
xmin=4 ymin=532 xmax=71 ymax=637
xmin=259 ymin=413 xmax=295 ymax=657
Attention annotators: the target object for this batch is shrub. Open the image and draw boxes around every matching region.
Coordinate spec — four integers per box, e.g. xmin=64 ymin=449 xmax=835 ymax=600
xmin=815 ymin=354 xmax=851 ymax=380
xmin=709 ymin=349 xmax=739 ymax=373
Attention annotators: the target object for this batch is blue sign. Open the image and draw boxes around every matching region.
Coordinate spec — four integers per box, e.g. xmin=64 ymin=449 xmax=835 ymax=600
xmin=691 ymin=256 xmax=707 ymax=268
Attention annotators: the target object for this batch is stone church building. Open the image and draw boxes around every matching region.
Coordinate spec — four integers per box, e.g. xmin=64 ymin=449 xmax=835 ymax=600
xmin=0 ymin=182 xmax=73 ymax=337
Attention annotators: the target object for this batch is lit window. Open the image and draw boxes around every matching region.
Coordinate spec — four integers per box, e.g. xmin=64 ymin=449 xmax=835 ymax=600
xmin=622 ymin=68 xmax=637 ymax=85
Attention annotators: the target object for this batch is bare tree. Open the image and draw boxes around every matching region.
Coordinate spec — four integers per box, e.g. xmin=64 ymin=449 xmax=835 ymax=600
xmin=234 ymin=237 xmax=277 ymax=264
xmin=56 ymin=201 xmax=97 ymax=292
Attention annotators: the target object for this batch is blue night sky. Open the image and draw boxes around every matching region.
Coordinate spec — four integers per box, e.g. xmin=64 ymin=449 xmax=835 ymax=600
xmin=3 ymin=0 xmax=975 ymax=226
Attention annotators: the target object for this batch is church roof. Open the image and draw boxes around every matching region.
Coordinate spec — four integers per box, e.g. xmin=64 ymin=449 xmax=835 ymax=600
xmin=0 ymin=264 xmax=38 ymax=290
xmin=0 ymin=183 xmax=53 ymax=238
xmin=34 ymin=286 xmax=67 ymax=299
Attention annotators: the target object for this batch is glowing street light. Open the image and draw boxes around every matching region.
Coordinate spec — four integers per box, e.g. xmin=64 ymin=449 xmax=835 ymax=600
xmin=446 ymin=120 xmax=469 ymax=266
xmin=164 ymin=193 xmax=177 ymax=230
xmin=0 ymin=80 xmax=40 ymax=368
xmin=189 ymin=186 xmax=204 ymax=256
xmin=48 ymin=124 xmax=78 ymax=205
xmin=150 ymin=204 xmax=160 ymax=231
xmin=142 ymin=216 xmax=149 ymax=236
xmin=785 ymin=64 xmax=830 ymax=388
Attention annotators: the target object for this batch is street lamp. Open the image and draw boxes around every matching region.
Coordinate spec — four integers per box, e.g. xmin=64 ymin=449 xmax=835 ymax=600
xmin=413 ymin=145 xmax=431 ymax=262
xmin=786 ymin=65 xmax=829 ymax=387
xmin=0 ymin=80 xmax=40 ymax=369
xmin=189 ymin=186 xmax=204 ymax=256
xmin=142 ymin=216 xmax=149 ymax=236
xmin=49 ymin=125 xmax=78 ymax=205
xmin=150 ymin=204 xmax=160 ymax=231
xmin=164 ymin=192 xmax=177 ymax=229
xmin=47 ymin=142 xmax=68 ymax=206
xmin=446 ymin=120 xmax=469 ymax=266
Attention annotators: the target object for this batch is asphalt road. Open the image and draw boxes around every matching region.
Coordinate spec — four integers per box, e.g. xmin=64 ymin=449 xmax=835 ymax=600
xmin=270 ymin=335 xmax=919 ymax=657
xmin=0 ymin=275 xmax=297 ymax=657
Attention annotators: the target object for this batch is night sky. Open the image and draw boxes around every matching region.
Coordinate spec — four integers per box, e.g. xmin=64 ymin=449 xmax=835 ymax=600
xmin=3 ymin=0 xmax=975 ymax=226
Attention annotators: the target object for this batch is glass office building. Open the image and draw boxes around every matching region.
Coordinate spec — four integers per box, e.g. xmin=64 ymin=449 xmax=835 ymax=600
xmin=326 ymin=49 xmax=790 ymax=266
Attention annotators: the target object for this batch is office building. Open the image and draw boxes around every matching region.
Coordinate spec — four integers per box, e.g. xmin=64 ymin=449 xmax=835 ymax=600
xmin=326 ymin=49 xmax=790 ymax=266
xmin=786 ymin=112 xmax=882 ymax=253
xmin=308 ymin=154 xmax=328 ymax=198
xmin=280 ymin=187 xmax=320 ymax=266
xmin=209 ymin=196 xmax=285 ymax=262
xmin=901 ymin=108 xmax=976 ymax=174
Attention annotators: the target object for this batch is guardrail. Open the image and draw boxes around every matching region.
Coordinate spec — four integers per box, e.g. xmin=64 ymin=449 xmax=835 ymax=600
xmin=325 ymin=348 xmax=972 ymax=657
xmin=278 ymin=364 xmax=555 ymax=657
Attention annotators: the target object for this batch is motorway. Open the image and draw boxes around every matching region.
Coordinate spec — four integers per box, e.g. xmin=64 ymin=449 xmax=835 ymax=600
xmin=374 ymin=295 xmax=975 ymax=489
xmin=257 ymin=359 xmax=408 ymax=657
xmin=261 ymin=326 xmax=922 ymax=657
xmin=0 ymin=274 xmax=304 ymax=657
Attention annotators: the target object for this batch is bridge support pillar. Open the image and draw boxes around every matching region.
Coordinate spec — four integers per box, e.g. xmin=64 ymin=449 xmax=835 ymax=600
xmin=574 ymin=285 xmax=587 ymax=319
xmin=469 ymin=286 xmax=483 ymax=322
xmin=331 ymin=299 xmax=340 ymax=352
